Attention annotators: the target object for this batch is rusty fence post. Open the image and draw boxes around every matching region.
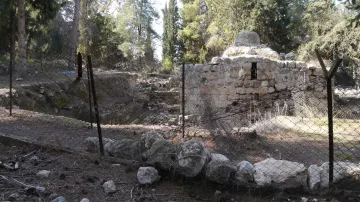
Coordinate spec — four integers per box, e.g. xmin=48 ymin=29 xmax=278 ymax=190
xmin=87 ymin=55 xmax=104 ymax=156
xmin=315 ymin=49 xmax=342 ymax=185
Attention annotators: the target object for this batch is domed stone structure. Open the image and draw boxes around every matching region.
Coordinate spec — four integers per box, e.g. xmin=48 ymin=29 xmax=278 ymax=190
xmin=234 ymin=31 xmax=260 ymax=46
xmin=222 ymin=31 xmax=280 ymax=59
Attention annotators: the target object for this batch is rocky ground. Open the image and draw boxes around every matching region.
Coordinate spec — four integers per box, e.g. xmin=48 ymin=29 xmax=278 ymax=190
xmin=0 ymin=138 xmax=353 ymax=202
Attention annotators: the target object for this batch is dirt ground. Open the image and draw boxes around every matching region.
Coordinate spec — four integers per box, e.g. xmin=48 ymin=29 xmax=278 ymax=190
xmin=0 ymin=140 xmax=352 ymax=202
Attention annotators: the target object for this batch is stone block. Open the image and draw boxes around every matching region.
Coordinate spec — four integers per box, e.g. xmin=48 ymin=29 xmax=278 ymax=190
xmin=275 ymin=83 xmax=287 ymax=91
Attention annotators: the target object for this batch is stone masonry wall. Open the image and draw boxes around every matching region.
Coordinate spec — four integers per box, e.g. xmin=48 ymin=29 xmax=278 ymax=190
xmin=181 ymin=55 xmax=328 ymax=126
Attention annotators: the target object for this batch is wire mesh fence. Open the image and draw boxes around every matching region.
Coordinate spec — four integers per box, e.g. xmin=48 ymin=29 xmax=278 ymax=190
xmin=179 ymin=57 xmax=360 ymax=192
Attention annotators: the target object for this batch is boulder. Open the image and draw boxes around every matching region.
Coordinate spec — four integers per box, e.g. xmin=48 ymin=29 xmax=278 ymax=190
xmin=254 ymin=170 xmax=271 ymax=186
xmin=106 ymin=139 xmax=141 ymax=160
xmin=137 ymin=167 xmax=161 ymax=185
xmin=254 ymin=158 xmax=307 ymax=187
xmin=210 ymin=153 xmax=229 ymax=162
xmin=319 ymin=161 xmax=360 ymax=188
xmin=103 ymin=180 xmax=116 ymax=194
xmin=146 ymin=140 xmax=178 ymax=170
xmin=84 ymin=137 xmax=114 ymax=153
xmin=177 ymin=140 xmax=208 ymax=177
xmin=308 ymin=164 xmax=321 ymax=190
xmin=140 ymin=131 xmax=164 ymax=151
xmin=80 ymin=199 xmax=90 ymax=202
xmin=235 ymin=161 xmax=255 ymax=184
xmin=206 ymin=159 xmax=236 ymax=184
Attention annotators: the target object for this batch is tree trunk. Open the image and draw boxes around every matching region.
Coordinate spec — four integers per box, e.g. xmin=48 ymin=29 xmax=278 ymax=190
xmin=17 ymin=0 xmax=26 ymax=77
xmin=68 ymin=0 xmax=81 ymax=70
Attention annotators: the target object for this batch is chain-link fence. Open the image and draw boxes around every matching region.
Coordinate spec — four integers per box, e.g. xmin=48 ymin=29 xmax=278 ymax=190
xmin=1 ymin=1 xmax=360 ymax=198
xmin=179 ymin=56 xmax=360 ymax=192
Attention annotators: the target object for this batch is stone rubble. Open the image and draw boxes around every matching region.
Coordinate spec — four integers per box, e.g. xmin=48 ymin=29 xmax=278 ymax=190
xmin=84 ymin=129 xmax=360 ymax=192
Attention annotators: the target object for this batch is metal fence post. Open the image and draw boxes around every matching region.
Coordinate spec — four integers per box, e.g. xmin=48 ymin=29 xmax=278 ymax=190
xmin=86 ymin=56 xmax=93 ymax=129
xmin=9 ymin=2 xmax=15 ymax=116
xmin=315 ymin=49 xmax=342 ymax=185
xmin=77 ymin=52 xmax=82 ymax=79
xmin=87 ymin=55 xmax=104 ymax=156
xmin=182 ymin=62 xmax=185 ymax=138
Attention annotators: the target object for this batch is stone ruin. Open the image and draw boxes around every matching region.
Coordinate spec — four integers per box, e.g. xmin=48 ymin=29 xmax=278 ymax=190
xmin=180 ymin=31 xmax=329 ymax=125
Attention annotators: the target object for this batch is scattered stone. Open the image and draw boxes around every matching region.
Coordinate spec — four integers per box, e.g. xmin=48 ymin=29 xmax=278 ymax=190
xmin=254 ymin=158 xmax=307 ymax=187
xmin=210 ymin=153 xmax=229 ymax=162
xmin=235 ymin=161 xmax=255 ymax=184
xmin=80 ymin=198 xmax=90 ymax=202
xmin=301 ymin=197 xmax=308 ymax=202
xmin=145 ymin=140 xmax=178 ymax=170
xmin=36 ymin=170 xmax=51 ymax=178
xmin=50 ymin=196 xmax=67 ymax=202
xmin=206 ymin=158 xmax=237 ymax=184
xmin=177 ymin=140 xmax=208 ymax=177
xmin=137 ymin=167 xmax=161 ymax=185
xmin=29 ymin=156 xmax=40 ymax=165
xmin=214 ymin=190 xmax=222 ymax=195
xmin=308 ymin=164 xmax=321 ymax=190
xmin=103 ymin=180 xmax=116 ymax=194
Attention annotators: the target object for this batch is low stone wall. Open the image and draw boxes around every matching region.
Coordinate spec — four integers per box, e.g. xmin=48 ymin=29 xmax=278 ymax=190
xmin=85 ymin=131 xmax=360 ymax=191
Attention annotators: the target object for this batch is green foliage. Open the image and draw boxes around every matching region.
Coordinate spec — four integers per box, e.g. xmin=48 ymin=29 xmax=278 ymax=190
xmin=298 ymin=0 xmax=360 ymax=65
xmin=114 ymin=0 xmax=159 ymax=71
xmin=162 ymin=0 xmax=182 ymax=70
xmin=179 ymin=0 xmax=309 ymax=63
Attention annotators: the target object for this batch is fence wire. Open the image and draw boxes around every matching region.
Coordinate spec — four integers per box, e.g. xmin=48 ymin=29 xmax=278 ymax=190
xmin=180 ymin=61 xmax=360 ymax=192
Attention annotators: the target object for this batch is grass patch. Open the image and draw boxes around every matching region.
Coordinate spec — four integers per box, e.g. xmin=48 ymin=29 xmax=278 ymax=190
xmin=335 ymin=152 xmax=355 ymax=161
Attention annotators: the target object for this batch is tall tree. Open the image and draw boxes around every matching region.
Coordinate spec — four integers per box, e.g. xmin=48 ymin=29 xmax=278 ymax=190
xmin=17 ymin=0 xmax=26 ymax=77
xmin=179 ymin=0 xmax=209 ymax=63
xmin=162 ymin=0 xmax=182 ymax=70
xmin=68 ymin=0 xmax=80 ymax=70
xmin=115 ymin=0 xmax=159 ymax=71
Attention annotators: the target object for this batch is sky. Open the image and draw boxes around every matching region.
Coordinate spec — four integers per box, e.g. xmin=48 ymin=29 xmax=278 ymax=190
xmin=153 ymin=0 xmax=167 ymax=60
